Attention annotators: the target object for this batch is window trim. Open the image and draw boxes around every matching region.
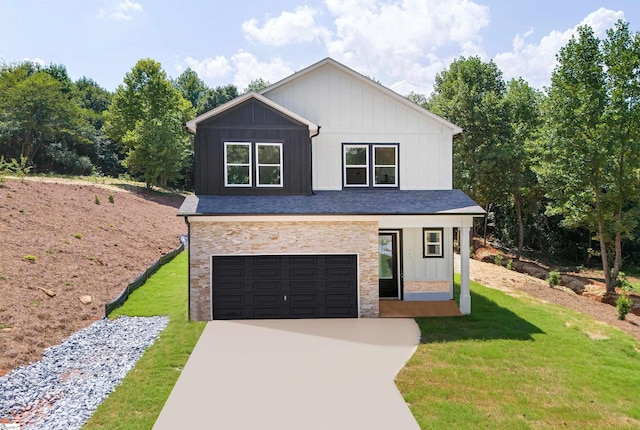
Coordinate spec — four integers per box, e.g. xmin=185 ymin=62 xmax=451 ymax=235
xmin=256 ymin=142 xmax=283 ymax=187
xmin=342 ymin=143 xmax=399 ymax=189
xmin=372 ymin=144 xmax=398 ymax=187
xmin=224 ymin=142 xmax=252 ymax=187
xmin=343 ymin=144 xmax=370 ymax=188
xmin=423 ymin=228 xmax=444 ymax=258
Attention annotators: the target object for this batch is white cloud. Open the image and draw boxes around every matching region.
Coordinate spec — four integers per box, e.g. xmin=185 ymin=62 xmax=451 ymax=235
xmin=494 ymin=7 xmax=625 ymax=89
xmin=182 ymin=56 xmax=233 ymax=80
xmin=98 ymin=0 xmax=143 ymax=21
xmin=231 ymin=51 xmax=293 ymax=91
xmin=23 ymin=57 xmax=46 ymax=67
xmin=322 ymin=0 xmax=490 ymax=93
xmin=242 ymin=5 xmax=331 ymax=46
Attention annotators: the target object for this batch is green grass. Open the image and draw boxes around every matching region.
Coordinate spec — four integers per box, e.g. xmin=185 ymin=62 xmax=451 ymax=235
xmin=83 ymin=252 xmax=205 ymax=430
xmin=397 ymin=277 xmax=640 ymax=429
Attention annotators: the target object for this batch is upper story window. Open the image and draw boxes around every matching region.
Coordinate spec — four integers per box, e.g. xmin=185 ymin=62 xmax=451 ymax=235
xmin=343 ymin=143 xmax=398 ymax=188
xmin=225 ymin=142 xmax=252 ymax=187
xmin=256 ymin=143 xmax=283 ymax=187
xmin=224 ymin=141 xmax=283 ymax=188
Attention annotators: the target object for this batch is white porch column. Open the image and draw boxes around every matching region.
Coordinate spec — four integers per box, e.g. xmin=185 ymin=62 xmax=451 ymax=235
xmin=460 ymin=226 xmax=471 ymax=315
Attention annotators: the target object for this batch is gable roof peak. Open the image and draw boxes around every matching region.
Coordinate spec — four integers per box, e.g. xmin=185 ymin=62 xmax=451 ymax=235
xmin=261 ymin=57 xmax=462 ymax=135
xmin=185 ymin=91 xmax=318 ymax=135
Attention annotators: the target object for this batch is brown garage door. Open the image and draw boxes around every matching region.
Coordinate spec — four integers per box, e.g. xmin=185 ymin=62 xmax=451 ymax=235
xmin=211 ymin=254 xmax=358 ymax=320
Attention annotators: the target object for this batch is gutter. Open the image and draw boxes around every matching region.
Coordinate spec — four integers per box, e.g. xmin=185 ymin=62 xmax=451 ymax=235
xmin=184 ymin=216 xmax=191 ymax=321
xmin=309 ymin=126 xmax=321 ymax=195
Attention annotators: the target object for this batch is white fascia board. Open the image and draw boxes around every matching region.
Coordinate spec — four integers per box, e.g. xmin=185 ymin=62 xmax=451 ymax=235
xmin=186 ymin=214 xmax=478 ymax=227
xmin=185 ymin=91 xmax=319 ymax=137
xmin=261 ymin=57 xmax=463 ymax=136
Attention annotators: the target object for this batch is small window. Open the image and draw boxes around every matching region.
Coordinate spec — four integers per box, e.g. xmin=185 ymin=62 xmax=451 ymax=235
xmin=423 ymin=228 xmax=443 ymax=258
xmin=256 ymin=143 xmax=282 ymax=187
xmin=225 ymin=142 xmax=251 ymax=187
xmin=373 ymin=145 xmax=397 ymax=186
xmin=344 ymin=145 xmax=369 ymax=186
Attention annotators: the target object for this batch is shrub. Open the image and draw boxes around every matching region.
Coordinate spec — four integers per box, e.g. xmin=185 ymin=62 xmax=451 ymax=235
xmin=547 ymin=270 xmax=561 ymax=287
xmin=494 ymin=252 xmax=503 ymax=267
xmin=74 ymin=233 xmax=82 ymax=239
xmin=108 ymin=194 xmax=114 ymax=204
xmin=94 ymin=195 xmax=101 ymax=205
xmin=615 ymin=272 xmax=633 ymax=292
xmin=506 ymin=259 xmax=513 ymax=271
xmin=23 ymin=255 xmax=36 ymax=263
xmin=616 ymin=294 xmax=632 ymax=320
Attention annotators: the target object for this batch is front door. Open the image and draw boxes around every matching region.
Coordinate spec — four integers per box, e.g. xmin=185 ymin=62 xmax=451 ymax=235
xmin=378 ymin=231 xmax=401 ymax=298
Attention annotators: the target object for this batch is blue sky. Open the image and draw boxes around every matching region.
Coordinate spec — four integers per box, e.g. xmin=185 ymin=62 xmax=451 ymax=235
xmin=1 ymin=0 xmax=639 ymax=95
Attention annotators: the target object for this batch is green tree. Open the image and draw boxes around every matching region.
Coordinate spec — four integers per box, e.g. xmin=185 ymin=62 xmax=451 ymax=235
xmin=428 ymin=56 xmax=511 ymax=241
xmin=504 ymin=78 xmax=543 ymax=259
xmin=105 ymin=59 xmax=194 ymax=188
xmin=0 ymin=63 xmax=88 ymax=166
xmin=173 ymin=68 xmax=209 ymax=111
xmin=243 ymin=77 xmax=270 ymax=93
xmin=537 ymin=21 xmax=640 ymax=292
xmin=196 ymin=84 xmax=239 ymax=115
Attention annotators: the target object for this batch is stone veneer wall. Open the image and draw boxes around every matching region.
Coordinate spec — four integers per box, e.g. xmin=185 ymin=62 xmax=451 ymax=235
xmin=189 ymin=220 xmax=379 ymax=320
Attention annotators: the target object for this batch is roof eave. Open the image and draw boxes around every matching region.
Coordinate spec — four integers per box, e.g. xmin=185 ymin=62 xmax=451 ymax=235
xmin=185 ymin=91 xmax=319 ymax=137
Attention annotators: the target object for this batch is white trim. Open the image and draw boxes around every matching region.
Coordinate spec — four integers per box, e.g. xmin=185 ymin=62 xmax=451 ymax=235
xmin=209 ymin=252 xmax=361 ymax=319
xmin=186 ymin=91 xmax=319 ymax=136
xmin=260 ymin=58 xmax=463 ymax=135
xmin=343 ymin=144 xmax=369 ymax=187
xmin=423 ymin=229 xmax=443 ymax=258
xmin=187 ymin=214 xmax=478 ymax=226
xmin=372 ymin=145 xmax=398 ymax=187
xmin=188 ymin=215 xmax=380 ymax=223
xmin=256 ymin=142 xmax=283 ymax=187
xmin=378 ymin=229 xmax=402 ymax=300
xmin=224 ymin=142 xmax=252 ymax=187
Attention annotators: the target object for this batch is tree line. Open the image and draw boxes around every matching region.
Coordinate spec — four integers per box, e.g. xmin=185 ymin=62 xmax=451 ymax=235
xmin=1 ymin=20 xmax=640 ymax=285
xmin=411 ymin=20 xmax=640 ymax=292
xmin=0 ymin=58 xmax=268 ymax=189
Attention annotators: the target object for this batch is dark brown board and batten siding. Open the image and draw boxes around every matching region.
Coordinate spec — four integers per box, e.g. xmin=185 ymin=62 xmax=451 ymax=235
xmin=194 ymin=98 xmax=312 ymax=195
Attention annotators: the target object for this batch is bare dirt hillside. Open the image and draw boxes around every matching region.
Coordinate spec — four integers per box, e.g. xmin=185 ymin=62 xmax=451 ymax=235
xmin=0 ymin=178 xmax=186 ymax=374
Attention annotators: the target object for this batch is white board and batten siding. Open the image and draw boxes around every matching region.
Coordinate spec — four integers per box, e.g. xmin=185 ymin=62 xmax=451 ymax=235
xmin=402 ymin=227 xmax=453 ymax=284
xmin=264 ymin=62 xmax=455 ymax=191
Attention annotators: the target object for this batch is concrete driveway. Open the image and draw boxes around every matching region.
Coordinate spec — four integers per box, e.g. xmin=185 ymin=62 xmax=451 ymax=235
xmin=153 ymin=318 xmax=421 ymax=430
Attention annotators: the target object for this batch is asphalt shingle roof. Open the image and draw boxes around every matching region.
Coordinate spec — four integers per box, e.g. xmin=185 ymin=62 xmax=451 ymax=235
xmin=177 ymin=190 xmax=484 ymax=216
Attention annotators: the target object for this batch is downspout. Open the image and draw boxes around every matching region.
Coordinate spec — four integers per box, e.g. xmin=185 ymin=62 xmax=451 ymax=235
xmin=184 ymin=216 xmax=191 ymax=321
xmin=310 ymin=126 xmax=321 ymax=195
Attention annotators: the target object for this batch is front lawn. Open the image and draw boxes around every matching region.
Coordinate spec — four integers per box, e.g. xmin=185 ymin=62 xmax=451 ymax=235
xmin=82 ymin=253 xmax=640 ymax=429
xmin=397 ymin=279 xmax=640 ymax=429
xmin=83 ymin=252 xmax=206 ymax=429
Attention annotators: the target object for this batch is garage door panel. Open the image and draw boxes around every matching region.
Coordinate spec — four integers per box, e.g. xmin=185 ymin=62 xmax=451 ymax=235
xmin=253 ymin=281 xmax=283 ymax=291
xmin=289 ymin=268 xmax=318 ymax=278
xmin=253 ymin=268 xmax=281 ymax=278
xmin=212 ymin=254 xmax=357 ymax=320
xmin=289 ymin=307 xmax=321 ymax=318
xmin=326 ymin=280 xmax=355 ymax=291
xmin=289 ymin=280 xmax=318 ymax=291
xmin=253 ymin=294 xmax=282 ymax=305
xmin=253 ymin=308 xmax=285 ymax=318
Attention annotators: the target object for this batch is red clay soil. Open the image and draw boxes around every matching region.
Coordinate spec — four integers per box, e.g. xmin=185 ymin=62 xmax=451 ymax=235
xmin=0 ymin=178 xmax=187 ymax=375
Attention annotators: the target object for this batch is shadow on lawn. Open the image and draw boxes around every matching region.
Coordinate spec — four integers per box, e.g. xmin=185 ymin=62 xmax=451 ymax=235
xmin=416 ymin=291 xmax=544 ymax=343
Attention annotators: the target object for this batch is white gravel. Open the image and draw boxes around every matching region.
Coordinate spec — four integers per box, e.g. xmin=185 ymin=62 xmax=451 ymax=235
xmin=0 ymin=316 xmax=168 ymax=430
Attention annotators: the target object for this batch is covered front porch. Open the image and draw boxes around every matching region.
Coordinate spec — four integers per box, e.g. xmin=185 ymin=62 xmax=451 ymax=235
xmin=377 ymin=214 xmax=476 ymax=317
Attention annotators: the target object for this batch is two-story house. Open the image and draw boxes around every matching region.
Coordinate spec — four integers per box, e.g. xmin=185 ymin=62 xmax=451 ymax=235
xmin=177 ymin=58 xmax=484 ymax=321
